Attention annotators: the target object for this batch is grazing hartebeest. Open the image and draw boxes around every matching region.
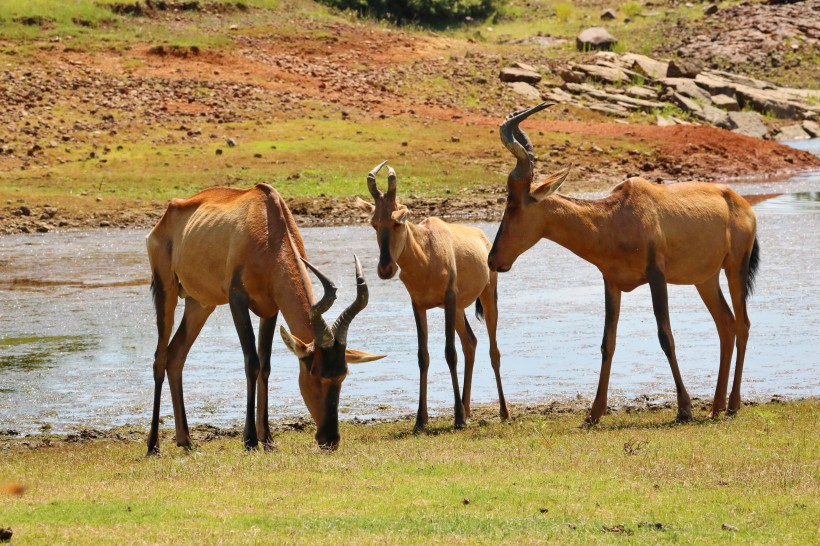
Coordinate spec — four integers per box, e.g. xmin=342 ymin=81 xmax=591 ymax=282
xmin=355 ymin=162 xmax=509 ymax=431
xmin=488 ymin=103 xmax=760 ymax=423
xmin=146 ymin=183 xmax=383 ymax=454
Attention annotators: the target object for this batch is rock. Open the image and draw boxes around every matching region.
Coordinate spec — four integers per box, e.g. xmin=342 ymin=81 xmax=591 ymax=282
xmin=733 ymin=84 xmax=808 ymax=119
xmin=601 ymin=9 xmax=617 ymax=20
xmin=511 ymin=61 xmax=538 ymax=72
xmin=722 ymin=524 xmax=739 ymax=532
xmin=508 ymin=82 xmax=541 ymax=101
xmin=227 ymin=138 xmax=237 ymax=147
xmin=696 ymin=103 xmax=732 ymax=129
xmin=576 ymin=27 xmax=617 ymax=52
xmin=0 ymin=528 xmax=12 ymax=541
xmin=704 ymin=4 xmax=718 ymax=15
xmin=558 ymin=68 xmax=584 ymax=84
xmin=657 ymin=115 xmax=677 ymax=127
xmin=625 ymin=86 xmax=659 ymax=100
xmin=662 ymin=78 xmax=711 ymax=101
xmin=802 ymin=120 xmax=820 ymax=138
xmin=667 ymin=59 xmax=702 ymax=79
xmin=711 ymin=94 xmax=739 ymax=111
xmin=19 ymin=205 xmax=31 ymax=216
xmin=728 ymin=111 xmax=769 ymax=139
xmin=776 ymin=124 xmax=811 ymax=141
xmin=588 ymin=103 xmax=629 ymax=117
xmin=623 ymin=53 xmax=668 ymax=81
xmin=499 ymin=67 xmax=542 ymax=84
xmin=574 ymin=64 xmax=640 ymax=85
xmin=671 ymin=93 xmax=703 ymax=116
xmin=99 ymin=220 xmax=111 ymax=227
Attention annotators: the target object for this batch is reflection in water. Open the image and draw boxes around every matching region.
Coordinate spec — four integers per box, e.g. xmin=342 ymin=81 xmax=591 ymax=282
xmin=0 ymin=189 xmax=818 ymax=434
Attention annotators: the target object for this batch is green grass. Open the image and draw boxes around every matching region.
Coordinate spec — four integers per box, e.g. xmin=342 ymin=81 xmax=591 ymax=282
xmin=1 ymin=400 xmax=818 ymax=544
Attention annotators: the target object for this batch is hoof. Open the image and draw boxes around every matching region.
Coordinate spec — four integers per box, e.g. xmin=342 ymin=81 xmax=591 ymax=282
xmin=412 ymin=422 xmax=426 ymax=434
xmin=676 ymin=409 xmax=693 ymax=423
xmin=146 ymin=446 xmax=160 ymax=457
xmin=584 ymin=412 xmax=601 ymax=426
xmin=454 ymin=420 xmax=467 ymax=430
xmin=499 ymin=406 xmax=511 ymax=421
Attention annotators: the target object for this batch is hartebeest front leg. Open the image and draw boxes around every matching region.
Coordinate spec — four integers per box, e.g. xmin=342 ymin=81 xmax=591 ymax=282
xmin=147 ymin=272 xmax=178 ymax=456
xmin=587 ymin=279 xmax=621 ymax=425
xmin=695 ymin=274 xmax=736 ymax=418
xmin=444 ymin=289 xmax=468 ymax=429
xmin=455 ymin=311 xmax=477 ymax=418
xmin=255 ymin=314 xmax=278 ymax=449
xmin=412 ymin=302 xmax=430 ymax=432
xmin=229 ymin=274 xmax=261 ymax=450
xmin=480 ymin=285 xmax=510 ymax=421
xmin=647 ymin=263 xmax=693 ymax=422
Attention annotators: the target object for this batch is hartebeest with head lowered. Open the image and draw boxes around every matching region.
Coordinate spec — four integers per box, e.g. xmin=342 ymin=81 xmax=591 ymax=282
xmin=488 ymin=103 xmax=760 ymax=423
xmin=146 ymin=183 xmax=382 ymax=454
xmin=355 ymin=162 xmax=509 ymax=431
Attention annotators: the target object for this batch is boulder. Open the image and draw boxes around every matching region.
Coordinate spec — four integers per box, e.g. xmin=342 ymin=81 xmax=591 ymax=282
xmin=499 ymin=67 xmax=542 ymax=84
xmin=695 ymin=73 xmax=738 ymax=97
xmin=733 ymin=84 xmax=806 ymax=119
xmin=623 ymin=53 xmax=668 ymax=81
xmin=671 ymin=93 xmax=703 ymax=116
xmin=625 ymin=86 xmax=659 ymax=100
xmin=667 ymin=59 xmax=702 ymax=78
xmin=507 ymin=82 xmax=542 ymax=101
xmin=662 ymin=78 xmax=711 ymax=101
xmin=802 ymin=120 xmax=820 ymax=138
xmin=775 ymin=124 xmax=811 ymax=141
xmin=576 ymin=27 xmax=617 ymax=51
xmin=558 ymin=68 xmax=584 ymax=84
xmin=574 ymin=64 xmax=640 ymax=84
xmin=711 ymin=94 xmax=739 ymax=111
xmin=696 ymin=103 xmax=732 ymax=129
xmin=728 ymin=111 xmax=769 ymax=139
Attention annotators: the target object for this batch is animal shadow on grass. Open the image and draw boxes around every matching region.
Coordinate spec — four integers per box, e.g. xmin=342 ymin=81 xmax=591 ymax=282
xmin=582 ymin=407 xmax=736 ymax=433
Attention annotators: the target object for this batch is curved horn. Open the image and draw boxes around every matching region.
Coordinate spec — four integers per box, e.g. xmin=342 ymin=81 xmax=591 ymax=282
xmin=386 ymin=165 xmax=397 ymax=201
xmin=367 ymin=160 xmax=389 ymax=199
xmin=301 ymin=257 xmax=336 ymax=349
xmin=499 ymin=102 xmax=552 ymax=162
xmin=332 ymin=255 xmax=369 ymax=345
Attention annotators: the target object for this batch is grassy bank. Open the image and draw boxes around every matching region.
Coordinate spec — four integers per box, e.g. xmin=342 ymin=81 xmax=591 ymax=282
xmin=1 ymin=400 xmax=818 ymax=544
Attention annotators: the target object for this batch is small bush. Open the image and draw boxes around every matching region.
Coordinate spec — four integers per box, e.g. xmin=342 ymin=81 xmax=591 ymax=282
xmin=621 ymin=1 xmax=641 ymax=18
xmin=554 ymin=1 xmax=572 ymax=21
xmin=318 ymin=0 xmax=506 ymax=26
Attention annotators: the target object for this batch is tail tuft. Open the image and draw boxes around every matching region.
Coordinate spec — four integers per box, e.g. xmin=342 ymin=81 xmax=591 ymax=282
xmin=745 ymin=237 xmax=760 ymax=300
xmin=475 ymin=298 xmax=485 ymax=324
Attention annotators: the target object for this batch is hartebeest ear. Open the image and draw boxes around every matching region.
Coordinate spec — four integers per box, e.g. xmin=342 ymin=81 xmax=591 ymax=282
xmin=345 ymin=349 xmax=387 ymax=363
xmin=353 ymin=196 xmax=375 ymax=213
xmin=391 ymin=205 xmax=409 ymax=224
xmin=280 ymin=326 xmax=312 ymax=359
xmin=530 ymin=165 xmax=572 ymax=202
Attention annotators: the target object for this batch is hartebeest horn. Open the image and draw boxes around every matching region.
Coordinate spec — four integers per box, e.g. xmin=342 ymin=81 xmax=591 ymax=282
xmin=386 ymin=165 xmax=397 ymax=201
xmin=500 ymin=102 xmax=552 ymax=197
xmin=367 ymin=160 xmax=389 ymax=199
xmin=300 ymin=257 xmax=336 ymax=349
xmin=332 ymin=255 xmax=368 ymax=345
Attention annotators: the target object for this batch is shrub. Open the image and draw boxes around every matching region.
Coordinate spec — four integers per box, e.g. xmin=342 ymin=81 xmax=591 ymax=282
xmin=318 ymin=0 xmax=506 ymax=26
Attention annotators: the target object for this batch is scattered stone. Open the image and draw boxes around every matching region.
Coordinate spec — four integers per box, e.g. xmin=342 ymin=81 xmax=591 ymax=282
xmin=711 ymin=94 xmax=739 ymax=111
xmin=511 ymin=61 xmax=538 ymax=72
xmin=576 ymin=27 xmax=617 ymax=52
xmin=625 ymin=86 xmax=659 ymax=100
xmin=574 ymin=64 xmax=640 ymax=85
xmin=662 ymin=77 xmax=711 ymax=101
xmin=656 ymin=115 xmax=677 ymax=127
xmin=508 ymin=82 xmax=541 ymax=101
xmin=0 ymin=528 xmax=12 ymax=541
xmin=499 ymin=67 xmax=542 ymax=84
xmin=227 ymin=138 xmax=237 ymax=147
xmin=558 ymin=68 xmax=584 ymax=84
xmin=776 ymin=124 xmax=811 ymax=141
xmin=215 ymin=148 xmax=223 ymax=155
xmin=642 ymin=162 xmax=654 ymax=171
xmin=601 ymin=9 xmax=617 ymax=20
xmin=704 ymin=4 xmax=718 ymax=16
xmin=462 ymin=498 xmax=470 ymax=505
xmin=722 ymin=523 xmax=739 ymax=532
xmin=638 ymin=521 xmax=666 ymax=530
xmin=99 ymin=220 xmax=111 ymax=227
xmin=728 ymin=111 xmax=769 ymax=139
xmin=539 ymin=507 xmax=549 ymax=513
xmin=667 ymin=59 xmax=701 ymax=79
xmin=623 ymin=53 xmax=669 ymax=81
xmin=671 ymin=92 xmax=703 ymax=116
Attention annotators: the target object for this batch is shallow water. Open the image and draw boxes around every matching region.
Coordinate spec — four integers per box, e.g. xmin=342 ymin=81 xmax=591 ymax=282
xmin=1 ymin=180 xmax=819 ymax=434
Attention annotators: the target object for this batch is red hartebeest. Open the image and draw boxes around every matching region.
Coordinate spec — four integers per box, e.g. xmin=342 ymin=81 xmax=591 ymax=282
xmin=488 ymin=103 xmax=760 ymax=423
xmin=355 ymin=162 xmax=509 ymax=431
xmin=146 ymin=183 xmax=383 ymax=454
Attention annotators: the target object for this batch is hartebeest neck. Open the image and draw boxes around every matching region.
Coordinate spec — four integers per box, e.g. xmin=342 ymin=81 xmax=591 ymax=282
xmin=536 ymin=195 xmax=614 ymax=269
xmin=392 ymin=221 xmax=430 ymax=279
xmin=271 ymin=209 xmax=316 ymax=344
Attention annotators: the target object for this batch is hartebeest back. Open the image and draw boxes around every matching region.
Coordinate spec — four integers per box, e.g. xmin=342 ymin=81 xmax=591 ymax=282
xmin=355 ymin=162 xmax=509 ymax=431
xmin=488 ymin=103 xmax=760 ymax=423
xmin=146 ymin=183 xmax=382 ymax=454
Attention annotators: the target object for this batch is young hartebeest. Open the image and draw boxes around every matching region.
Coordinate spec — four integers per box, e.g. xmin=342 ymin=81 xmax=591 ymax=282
xmin=146 ymin=183 xmax=383 ymax=454
xmin=355 ymin=162 xmax=509 ymax=431
xmin=488 ymin=103 xmax=760 ymax=424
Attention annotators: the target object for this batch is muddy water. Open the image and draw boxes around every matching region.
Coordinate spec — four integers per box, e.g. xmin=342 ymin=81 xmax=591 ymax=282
xmin=1 ymin=180 xmax=819 ymax=434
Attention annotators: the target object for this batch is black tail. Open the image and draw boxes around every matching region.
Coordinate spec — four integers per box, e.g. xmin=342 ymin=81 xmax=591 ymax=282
xmin=475 ymin=298 xmax=485 ymax=323
xmin=745 ymin=237 xmax=760 ymax=300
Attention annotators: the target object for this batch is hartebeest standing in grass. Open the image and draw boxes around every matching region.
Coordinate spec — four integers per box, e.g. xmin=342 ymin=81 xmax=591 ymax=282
xmin=488 ymin=103 xmax=760 ymax=423
xmin=146 ymin=183 xmax=383 ymax=455
xmin=355 ymin=162 xmax=509 ymax=431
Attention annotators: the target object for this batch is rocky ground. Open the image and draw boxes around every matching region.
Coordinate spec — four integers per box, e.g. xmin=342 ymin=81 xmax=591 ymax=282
xmin=0 ymin=0 xmax=818 ymax=234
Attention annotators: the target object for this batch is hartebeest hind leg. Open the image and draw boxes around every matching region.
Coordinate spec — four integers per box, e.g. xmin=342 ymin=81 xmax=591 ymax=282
xmin=444 ymin=289 xmax=468 ymax=429
xmin=256 ymin=314 xmax=278 ymax=448
xmin=147 ymin=271 xmax=179 ymax=456
xmin=587 ymin=280 xmax=621 ymax=425
xmin=727 ymin=265 xmax=752 ymax=414
xmin=695 ymin=274 xmax=736 ymax=417
xmin=455 ymin=311 xmax=477 ymax=418
xmin=647 ymin=264 xmax=693 ymax=421
xmin=165 ymin=297 xmax=215 ymax=449
xmin=412 ymin=302 xmax=431 ymax=432
xmin=228 ymin=274 xmax=262 ymax=450
xmin=479 ymin=285 xmax=510 ymax=421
